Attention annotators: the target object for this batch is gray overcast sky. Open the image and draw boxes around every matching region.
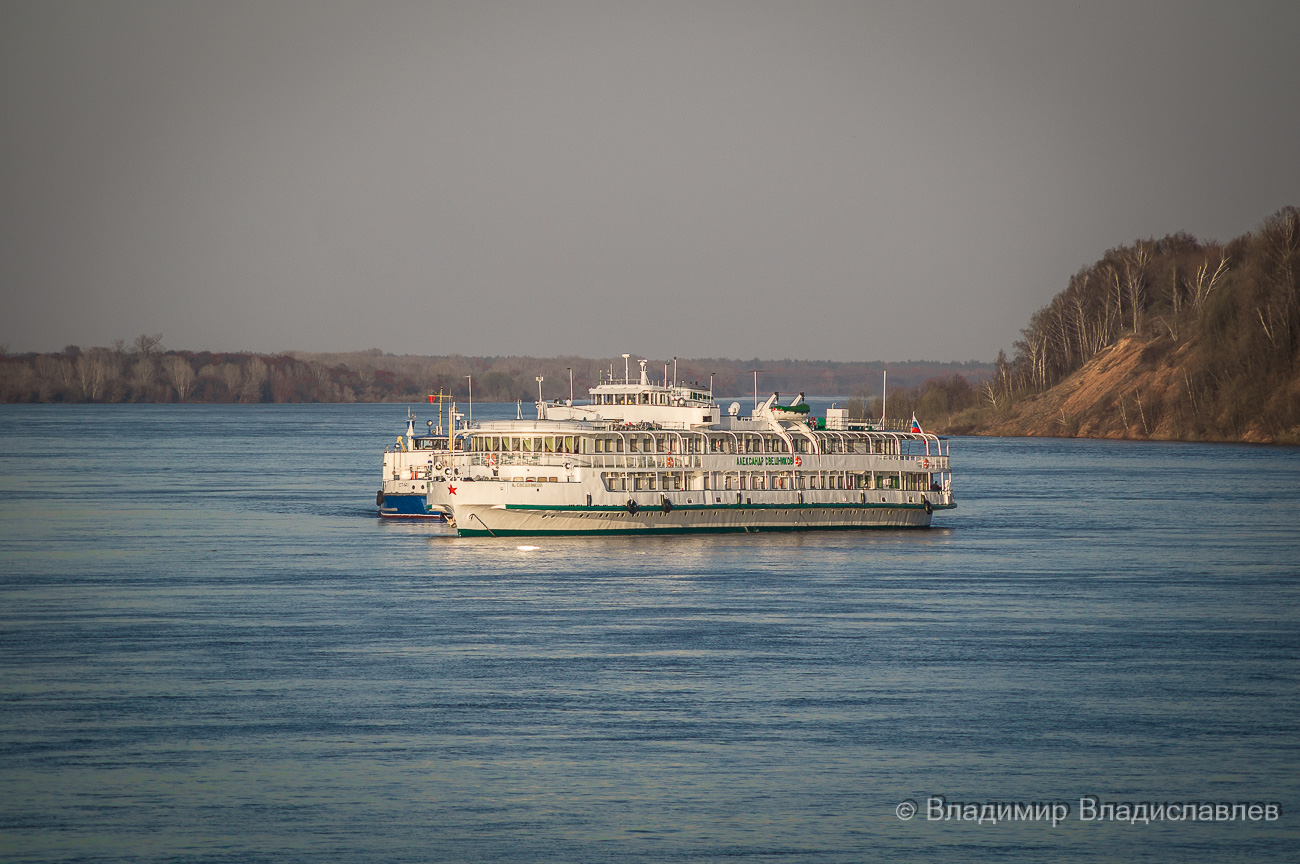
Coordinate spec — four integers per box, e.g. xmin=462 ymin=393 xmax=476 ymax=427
xmin=2 ymin=1 xmax=1297 ymax=362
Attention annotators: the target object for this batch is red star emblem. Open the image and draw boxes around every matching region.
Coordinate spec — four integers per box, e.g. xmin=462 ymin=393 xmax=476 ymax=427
xmin=447 ymin=485 xmax=457 ymax=495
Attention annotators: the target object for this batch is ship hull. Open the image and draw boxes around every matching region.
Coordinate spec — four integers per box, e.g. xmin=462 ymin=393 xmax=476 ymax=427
xmin=447 ymin=493 xmax=949 ymax=536
xmin=378 ymin=492 xmax=446 ymax=520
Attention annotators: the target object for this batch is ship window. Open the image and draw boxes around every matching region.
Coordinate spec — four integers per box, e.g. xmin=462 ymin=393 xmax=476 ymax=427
xmin=629 ymin=437 xmax=638 ymax=453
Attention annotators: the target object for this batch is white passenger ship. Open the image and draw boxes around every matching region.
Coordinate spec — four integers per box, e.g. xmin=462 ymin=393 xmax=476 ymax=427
xmin=426 ymin=358 xmax=954 ymax=536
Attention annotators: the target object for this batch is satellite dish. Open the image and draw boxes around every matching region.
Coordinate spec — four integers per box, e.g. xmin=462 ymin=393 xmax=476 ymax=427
xmin=728 ymin=401 xmax=741 ymax=416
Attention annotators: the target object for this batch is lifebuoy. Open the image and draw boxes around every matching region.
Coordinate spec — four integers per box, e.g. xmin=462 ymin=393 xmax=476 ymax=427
xmin=666 ymin=455 xmax=674 ymax=467
xmin=794 ymin=455 xmax=802 ymax=467
xmin=626 ymin=499 xmax=639 ymax=514
xmin=487 ymin=453 xmax=497 ymax=466
xmin=922 ymin=458 xmax=930 ymax=469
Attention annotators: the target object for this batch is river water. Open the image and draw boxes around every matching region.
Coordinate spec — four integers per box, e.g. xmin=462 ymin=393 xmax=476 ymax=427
xmin=1 ymin=403 xmax=1297 ymax=862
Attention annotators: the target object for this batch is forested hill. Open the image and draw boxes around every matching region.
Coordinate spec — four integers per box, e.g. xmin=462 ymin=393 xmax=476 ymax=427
xmin=952 ymin=206 xmax=1300 ymax=443
xmin=0 ymin=339 xmax=988 ymax=406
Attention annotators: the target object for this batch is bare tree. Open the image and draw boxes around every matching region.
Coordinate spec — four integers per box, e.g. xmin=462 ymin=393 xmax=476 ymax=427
xmin=132 ymin=355 xmax=159 ymax=390
xmin=76 ymin=348 xmax=120 ymax=401
xmin=217 ymin=363 xmax=243 ymax=398
xmin=133 ymin=333 xmax=164 ymax=356
xmin=1189 ymin=250 xmax=1230 ymax=313
xmin=1124 ymin=245 xmax=1151 ymax=332
xmin=164 ymin=355 xmax=196 ymax=400
xmin=241 ymin=358 xmax=268 ymax=402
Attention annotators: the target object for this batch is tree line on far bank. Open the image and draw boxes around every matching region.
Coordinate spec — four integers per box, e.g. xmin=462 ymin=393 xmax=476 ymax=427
xmin=0 ymin=337 xmax=987 ymax=406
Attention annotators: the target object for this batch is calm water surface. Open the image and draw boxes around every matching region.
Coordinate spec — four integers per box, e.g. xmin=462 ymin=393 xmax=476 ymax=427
xmin=1 ymin=404 xmax=1297 ymax=863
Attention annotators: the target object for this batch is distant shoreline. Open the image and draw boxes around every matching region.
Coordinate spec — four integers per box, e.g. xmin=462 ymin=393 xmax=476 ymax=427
xmin=0 ymin=347 xmax=991 ymax=406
